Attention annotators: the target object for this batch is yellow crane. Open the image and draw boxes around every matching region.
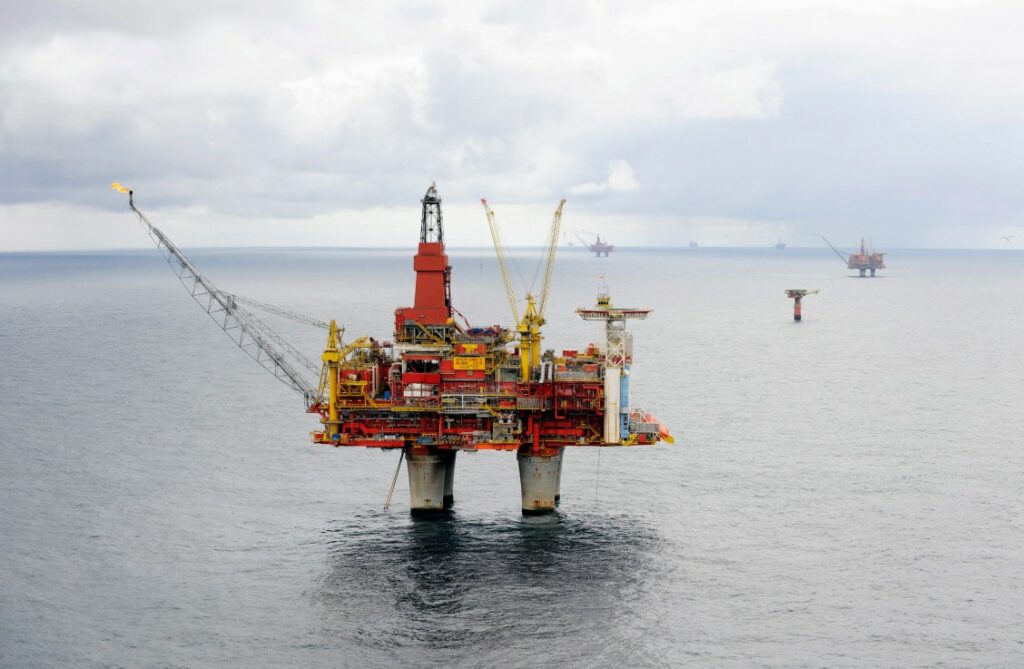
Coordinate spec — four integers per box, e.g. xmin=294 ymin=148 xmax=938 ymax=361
xmin=481 ymin=197 xmax=566 ymax=382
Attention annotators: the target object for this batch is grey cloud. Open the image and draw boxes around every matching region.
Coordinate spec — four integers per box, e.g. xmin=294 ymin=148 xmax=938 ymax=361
xmin=0 ymin=1 xmax=283 ymax=40
xmin=2 ymin=1 xmax=1024 ymax=248
xmin=570 ymin=67 xmax=1024 ymax=244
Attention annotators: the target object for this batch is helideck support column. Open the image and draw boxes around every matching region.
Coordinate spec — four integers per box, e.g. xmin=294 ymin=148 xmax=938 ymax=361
xmin=518 ymin=449 xmax=563 ymax=515
xmin=441 ymin=450 xmax=456 ymax=509
xmin=406 ymin=452 xmax=446 ymax=516
xmin=603 ymin=367 xmax=622 ymax=443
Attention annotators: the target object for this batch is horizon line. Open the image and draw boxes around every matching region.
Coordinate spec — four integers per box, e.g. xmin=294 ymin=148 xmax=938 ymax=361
xmin=1 ymin=244 xmax=1020 ymax=255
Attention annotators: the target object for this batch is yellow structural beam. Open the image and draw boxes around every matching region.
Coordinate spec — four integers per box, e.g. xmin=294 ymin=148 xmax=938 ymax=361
xmin=320 ymin=321 xmax=342 ymax=435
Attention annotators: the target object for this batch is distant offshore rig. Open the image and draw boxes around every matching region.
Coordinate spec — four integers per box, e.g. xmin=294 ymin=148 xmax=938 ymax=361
xmin=576 ymin=230 xmax=614 ymax=256
xmin=821 ymin=235 xmax=886 ymax=276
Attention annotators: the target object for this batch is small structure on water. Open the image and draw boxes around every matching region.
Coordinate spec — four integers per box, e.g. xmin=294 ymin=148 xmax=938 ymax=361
xmin=785 ymin=289 xmax=820 ymax=321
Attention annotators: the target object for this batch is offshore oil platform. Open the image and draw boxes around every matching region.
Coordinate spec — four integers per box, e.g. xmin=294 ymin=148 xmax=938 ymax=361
xmin=113 ymin=183 xmax=672 ymax=516
xmin=785 ymin=289 xmax=819 ymax=321
xmin=576 ymin=230 xmax=615 ymax=257
xmin=821 ymin=235 xmax=886 ymax=276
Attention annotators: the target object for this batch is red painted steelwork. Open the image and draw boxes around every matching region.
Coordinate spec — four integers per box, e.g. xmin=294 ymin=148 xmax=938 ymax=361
xmin=395 ymin=241 xmax=452 ymax=328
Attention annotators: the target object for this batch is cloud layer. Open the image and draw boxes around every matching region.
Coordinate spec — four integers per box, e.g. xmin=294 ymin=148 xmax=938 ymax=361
xmin=2 ymin=0 xmax=1024 ymax=249
xmin=570 ymin=160 xmax=639 ymax=195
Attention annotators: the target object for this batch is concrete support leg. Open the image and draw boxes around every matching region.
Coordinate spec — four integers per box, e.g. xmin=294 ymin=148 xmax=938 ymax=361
xmin=441 ymin=451 xmax=456 ymax=510
xmin=406 ymin=452 xmax=446 ymax=516
xmin=518 ymin=449 xmax=563 ymax=515
xmin=555 ymin=449 xmax=564 ymax=507
xmin=870 ymin=268 xmax=876 ymax=277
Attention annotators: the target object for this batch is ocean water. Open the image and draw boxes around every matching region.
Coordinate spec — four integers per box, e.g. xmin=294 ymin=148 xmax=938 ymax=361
xmin=1 ymin=245 xmax=1023 ymax=667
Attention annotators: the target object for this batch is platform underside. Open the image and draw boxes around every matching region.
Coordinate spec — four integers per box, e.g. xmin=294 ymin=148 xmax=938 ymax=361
xmin=313 ymin=439 xmax=653 ymax=450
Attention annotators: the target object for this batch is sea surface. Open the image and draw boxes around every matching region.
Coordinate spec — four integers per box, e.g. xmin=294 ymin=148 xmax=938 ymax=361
xmin=1 ymin=245 xmax=1022 ymax=668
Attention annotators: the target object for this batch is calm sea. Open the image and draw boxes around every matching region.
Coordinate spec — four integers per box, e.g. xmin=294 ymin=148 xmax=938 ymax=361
xmin=1 ymin=246 xmax=1022 ymax=667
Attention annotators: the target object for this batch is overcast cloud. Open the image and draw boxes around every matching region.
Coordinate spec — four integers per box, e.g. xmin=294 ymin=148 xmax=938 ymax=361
xmin=1 ymin=0 xmax=1023 ymax=250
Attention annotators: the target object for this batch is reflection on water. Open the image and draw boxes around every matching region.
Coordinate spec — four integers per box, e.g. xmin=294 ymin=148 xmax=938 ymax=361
xmin=315 ymin=512 xmax=666 ymax=666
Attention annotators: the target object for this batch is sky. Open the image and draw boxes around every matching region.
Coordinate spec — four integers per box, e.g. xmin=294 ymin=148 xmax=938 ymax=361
xmin=1 ymin=0 xmax=1023 ymax=250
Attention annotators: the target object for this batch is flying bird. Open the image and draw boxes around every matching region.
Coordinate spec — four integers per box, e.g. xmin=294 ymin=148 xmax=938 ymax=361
xmin=1001 ymin=235 xmax=1015 ymax=242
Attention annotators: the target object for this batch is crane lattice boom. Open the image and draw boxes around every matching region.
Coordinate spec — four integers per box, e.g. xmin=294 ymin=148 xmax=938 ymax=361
xmin=538 ymin=199 xmax=566 ymax=320
xmin=481 ymin=198 xmax=521 ymax=324
xmin=228 ymin=301 xmax=322 ymax=376
xmin=480 ymin=196 xmax=568 ymax=382
xmin=820 ymin=235 xmax=849 ymax=264
xmin=113 ymin=185 xmax=320 ymax=407
xmin=225 ymin=293 xmax=330 ymax=330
